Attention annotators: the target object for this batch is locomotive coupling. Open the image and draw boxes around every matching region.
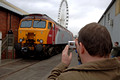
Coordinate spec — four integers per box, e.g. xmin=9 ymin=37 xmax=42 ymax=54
xmin=21 ymin=47 xmax=28 ymax=53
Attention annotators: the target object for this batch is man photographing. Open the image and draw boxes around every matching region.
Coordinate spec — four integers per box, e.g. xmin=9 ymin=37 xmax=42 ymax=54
xmin=47 ymin=23 xmax=120 ymax=80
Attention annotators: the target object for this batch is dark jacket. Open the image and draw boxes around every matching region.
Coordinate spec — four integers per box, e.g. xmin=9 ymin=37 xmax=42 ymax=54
xmin=47 ymin=58 xmax=120 ymax=80
xmin=111 ymin=47 xmax=120 ymax=57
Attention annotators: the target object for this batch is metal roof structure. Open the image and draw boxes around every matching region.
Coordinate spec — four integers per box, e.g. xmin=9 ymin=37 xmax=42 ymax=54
xmin=0 ymin=0 xmax=28 ymax=15
xmin=98 ymin=0 xmax=116 ymax=22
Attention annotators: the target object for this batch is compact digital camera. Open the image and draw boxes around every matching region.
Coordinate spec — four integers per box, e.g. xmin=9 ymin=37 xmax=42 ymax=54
xmin=68 ymin=41 xmax=76 ymax=49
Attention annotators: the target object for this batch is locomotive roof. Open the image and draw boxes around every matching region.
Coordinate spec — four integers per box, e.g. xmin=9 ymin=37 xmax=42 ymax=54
xmin=23 ymin=14 xmax=54 ymax=21
xmin=22 ymin=14 xmax=73 ymax=35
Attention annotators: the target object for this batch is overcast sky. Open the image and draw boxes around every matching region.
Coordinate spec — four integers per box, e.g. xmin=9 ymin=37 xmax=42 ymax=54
xmin=6 ymin=0 xmax=112 ymax=36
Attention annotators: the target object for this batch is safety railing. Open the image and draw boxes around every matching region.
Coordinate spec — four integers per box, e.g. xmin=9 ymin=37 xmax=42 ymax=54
xmin=1 ymin=35 xmax=8 ymax=54
xmin=1 ymin=34 xmax=14 ymax=59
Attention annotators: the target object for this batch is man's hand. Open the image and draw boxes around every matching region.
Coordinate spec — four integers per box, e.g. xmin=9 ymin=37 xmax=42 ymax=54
xmin=62 ymin=45 xmax=72 ymax=67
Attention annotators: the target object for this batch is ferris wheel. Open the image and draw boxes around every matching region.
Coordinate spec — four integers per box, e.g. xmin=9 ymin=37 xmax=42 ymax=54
xmin=58 ymin=0 xmax=69 ymax=28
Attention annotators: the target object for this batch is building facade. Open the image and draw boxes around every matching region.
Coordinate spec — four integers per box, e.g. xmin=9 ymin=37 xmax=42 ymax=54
xmin=98 ymin=0 xmax=120 ymax=44
xmin=0 ymin=7 xmax=22 ymax=42
xmin=0 ymin=0 xmax=28 ymax=42
xmin=0 ymin=0 xmax=28 ymax=59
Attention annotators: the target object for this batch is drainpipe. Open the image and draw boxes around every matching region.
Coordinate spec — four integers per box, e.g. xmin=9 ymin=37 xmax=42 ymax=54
xmin=0 ymin=32 xmax=2 ymax=60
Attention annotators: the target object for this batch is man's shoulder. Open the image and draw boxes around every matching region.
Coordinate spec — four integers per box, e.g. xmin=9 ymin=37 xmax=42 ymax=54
xmin=58 ymin=64 xmax=90 ymax=80
xmin=58 ymin=58 xmax=120 ymax=80
xmin=58 ymin=69 xmax=83 ymax=80
xmin=64 ymin=58 xmax=120 ymax=72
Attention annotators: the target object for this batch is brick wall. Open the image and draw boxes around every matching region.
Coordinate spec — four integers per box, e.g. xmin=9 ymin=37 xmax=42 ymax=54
xmin=0 ymin=7 xmax=22 ymax=43
xmin=0 ymin=10 xmax=8 ymax=38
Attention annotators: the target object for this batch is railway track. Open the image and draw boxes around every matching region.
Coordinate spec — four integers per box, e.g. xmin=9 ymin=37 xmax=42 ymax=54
xmin=0 ymin=59 xmax=40 ymax=79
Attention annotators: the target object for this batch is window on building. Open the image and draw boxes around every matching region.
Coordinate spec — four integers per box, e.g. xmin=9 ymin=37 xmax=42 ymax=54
xmin=108 ymin=13 xmax=110 ymax=21
xmin=115 ymin=0 xmax=120 ymax=16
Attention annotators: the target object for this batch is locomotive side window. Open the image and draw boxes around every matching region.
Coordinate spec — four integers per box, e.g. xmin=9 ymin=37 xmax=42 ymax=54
xmin=33 ymin=20 xmax=46 ymax=28
xmin=48 ymin=22 xmax=52 ymax=29
xmin=53 ymin=24 xmax=55 ymax=30
xmin=20 ymin=20 xmax=32 ymax=28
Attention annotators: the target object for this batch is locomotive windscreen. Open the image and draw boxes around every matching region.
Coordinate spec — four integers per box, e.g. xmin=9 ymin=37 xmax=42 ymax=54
xmin=20 ymin=20 xmax=46 ymax=28
xmin=33 ymin=20 xmax=46 ymax=28
xmin=20 ymin=20 xmax=32 ymax=28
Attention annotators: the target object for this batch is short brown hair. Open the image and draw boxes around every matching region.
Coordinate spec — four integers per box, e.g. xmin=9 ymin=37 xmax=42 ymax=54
xmin=78 ymin=23 xmax=112 ymax=57
xmin=115 ymin=42 xmax=119 ymax=45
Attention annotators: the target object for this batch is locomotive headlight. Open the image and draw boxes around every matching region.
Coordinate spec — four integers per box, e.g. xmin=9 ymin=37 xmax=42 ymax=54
xmin=37 ymin=39 xmax=40 ymax=42
xmin=40 ymin=39 xmax=43 ymax=43
xmin=19 ymin=38 xmax=23 ymax=42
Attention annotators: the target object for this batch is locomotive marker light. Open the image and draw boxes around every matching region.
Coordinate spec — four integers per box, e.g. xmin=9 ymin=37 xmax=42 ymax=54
xmin=19 ymin=38 xmax=23 ymax=42
xmin=40 ymin=39 xmax=43 ymax=44
xmin=37 ymin=39 xmax=40 ymax=42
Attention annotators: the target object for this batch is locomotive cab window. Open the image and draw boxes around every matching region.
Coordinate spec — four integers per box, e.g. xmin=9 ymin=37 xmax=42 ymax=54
xmin=48 ymin=22 xmax=52 ymax=29
xmin=20 ymin=20 xmax=32 ymax=28
xmin=33 ymin=20 xmax=46 ymax=28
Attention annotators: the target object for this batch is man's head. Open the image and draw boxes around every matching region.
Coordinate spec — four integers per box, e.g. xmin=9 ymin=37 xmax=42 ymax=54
xmin=114 ymin=42 xmax=119 ymax=47
xmin=78 ymin=23 xmax=112 ymax=57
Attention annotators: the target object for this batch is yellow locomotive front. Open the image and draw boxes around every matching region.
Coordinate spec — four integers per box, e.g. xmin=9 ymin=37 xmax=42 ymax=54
xmin=15 ymin=14 xmax=54 ymax=57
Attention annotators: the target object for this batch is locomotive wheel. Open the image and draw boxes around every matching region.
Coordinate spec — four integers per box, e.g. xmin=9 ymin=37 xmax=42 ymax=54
xmin=35 ymin=44 xmax=43 ymax=52
xmin=15 ymin=50 xmax=23 ymax=58
xmin=15 ymin=43 xmax=21 ymax=51
xmin=15 ymin=43 xmax=22 ymax=58
xmin=48 ymin=47 xmax=54 ymax=57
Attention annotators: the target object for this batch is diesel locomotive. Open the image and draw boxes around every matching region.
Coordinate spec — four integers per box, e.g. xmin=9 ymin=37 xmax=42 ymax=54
xmin=15 ymin=14 xmax=73 ymax=58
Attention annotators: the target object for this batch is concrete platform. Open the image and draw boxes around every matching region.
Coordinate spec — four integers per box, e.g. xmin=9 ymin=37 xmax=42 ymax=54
xmin=0 ymin=59 xmax=21 ymax=66
xmin=0 ymin=51 xmax=78 ymax=80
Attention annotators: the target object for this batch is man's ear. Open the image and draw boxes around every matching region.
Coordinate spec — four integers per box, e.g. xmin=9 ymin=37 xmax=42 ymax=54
xmin=79 ymin=42 xmax=84 ymax=54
